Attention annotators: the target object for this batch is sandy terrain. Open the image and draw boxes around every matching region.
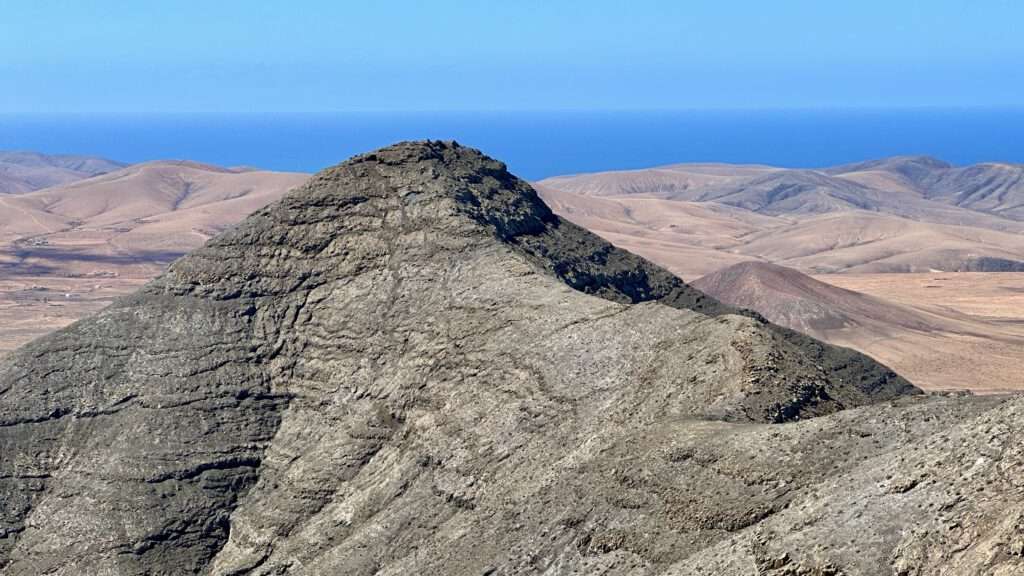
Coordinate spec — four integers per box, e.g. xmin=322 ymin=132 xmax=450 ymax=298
xmin=694 ymin=263 xmax=1024 ymax=392
xmin=539 ymin=186 xmax=1024 ymax=280
xmin=538 ymin=156 xmax=1024 ymax=279
xmin=814 ymin=272 xmax=1024 ymax=393
xmin=0 ymin=159 xmax=308 ymax=353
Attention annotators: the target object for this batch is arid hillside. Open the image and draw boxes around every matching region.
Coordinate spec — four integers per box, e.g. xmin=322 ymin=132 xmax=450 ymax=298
xmin=828 ymin=155 xmax=1024 ymax=220
xmin=538 ymin=156 xmax=1024 ymax=393
xmin=0 ymin=160 xmax=308 ymax=352
xmin=537 ymin=156 xmax=1024 ymax=279
xmin=694 ymin=262 xmax=1024 ymax=392
xmin=0 ymin=151 xmax=125 ymax=194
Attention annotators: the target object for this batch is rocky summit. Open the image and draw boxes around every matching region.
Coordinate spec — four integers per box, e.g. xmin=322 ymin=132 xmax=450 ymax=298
xmin=0 ymin=141 xmax=1021 ymax=575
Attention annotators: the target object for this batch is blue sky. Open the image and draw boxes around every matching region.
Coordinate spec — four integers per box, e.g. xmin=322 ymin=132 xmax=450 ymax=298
xmin=1 ymin=0 xmax=1021 ymax=113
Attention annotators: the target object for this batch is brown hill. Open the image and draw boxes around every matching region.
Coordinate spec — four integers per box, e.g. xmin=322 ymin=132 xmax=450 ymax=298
xmin=538 ymin=188 xmax=1024 ymax=279
xmin=537 ymin=156 xmax=1024 ymax=278
xmin=824 ymin=154 xmax=953 ymax=183
xmin=734 ymin=211 xmax=1024 ymax=274
xmin=0 ymin=161 xmax=308 ymax=353
xmin=1 ymin=161 xmax=309 ymax=270
xmin=830 ymin=156 xmax=1024 ymax=220
xmin=0 ymin=151 xmax=125 ymax=194
xmin=537 ymin=162 xmax=778 ymax=198
xmin=535 ymin=185 xmax=776 ymax=278
xmin=695 ymin=170 xmax=887 ymax=215
xmin=6 ymin=160 xmax=309 ymax=253
xmin=691 ymin=261 xmax=942 ymax=334
xmin=920 ymin=163 xmax=1024 ymax=219
xmin=693 ymin=262 xmax=1024 ymax=392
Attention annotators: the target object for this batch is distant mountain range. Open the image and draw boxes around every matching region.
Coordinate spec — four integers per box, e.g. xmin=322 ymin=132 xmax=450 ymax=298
xmin=828 ymin=156 xmax=1024 ymax=219
xmin=542 ymin=155 xmax=1024 ymax=219
xmin=0 ymin=152 xmax=307 ymax=352
xmin=0 ymin=151 xmax=126 ymax=194
xmin=537 ymin=156 xmax=1024 ymax=277
xmin=0 ymin=159 xmax=308 ymax=275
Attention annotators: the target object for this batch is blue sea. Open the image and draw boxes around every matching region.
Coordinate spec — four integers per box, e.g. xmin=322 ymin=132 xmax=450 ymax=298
xmin=2 ymin=109 xmax=1023 ymax=180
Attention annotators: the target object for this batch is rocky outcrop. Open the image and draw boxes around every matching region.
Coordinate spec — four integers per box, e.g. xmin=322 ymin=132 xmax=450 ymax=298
xmin=2 ymin=142 xmax=1019 ymax=575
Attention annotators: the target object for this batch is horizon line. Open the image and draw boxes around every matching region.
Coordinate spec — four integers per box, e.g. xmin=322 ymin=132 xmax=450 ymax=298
xmin=4 ymin=105 xmax=1024 ymax=117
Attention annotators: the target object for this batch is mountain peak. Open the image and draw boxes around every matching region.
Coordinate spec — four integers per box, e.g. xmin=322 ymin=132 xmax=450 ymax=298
xmin=1 ymin=143 xmax=919 ymax=574
xmin=318 ymin=139 xmax=557 ymax=239
xmin=350 ymin=138 xmax=473 ymax=164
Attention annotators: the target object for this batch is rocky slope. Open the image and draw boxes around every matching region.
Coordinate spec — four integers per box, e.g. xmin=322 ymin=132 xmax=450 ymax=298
xmin=2 ymin=142 xmax=1022 ymax=575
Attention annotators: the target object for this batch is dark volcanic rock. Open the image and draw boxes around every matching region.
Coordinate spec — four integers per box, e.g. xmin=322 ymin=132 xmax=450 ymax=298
xmin=1 ymin=142 xmax=1019 ymax=575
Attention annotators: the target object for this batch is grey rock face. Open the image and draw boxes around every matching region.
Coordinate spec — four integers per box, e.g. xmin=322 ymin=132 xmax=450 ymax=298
xmin=1 ymin=142 xmax=1017 ymax=575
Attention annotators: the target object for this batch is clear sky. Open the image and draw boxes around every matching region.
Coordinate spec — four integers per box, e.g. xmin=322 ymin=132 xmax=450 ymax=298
xmin=1 ymin=0 xmax=1021 ymax=113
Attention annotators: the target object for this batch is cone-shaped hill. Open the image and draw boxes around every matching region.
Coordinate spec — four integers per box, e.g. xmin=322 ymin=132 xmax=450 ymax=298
xmin=692 ymin=261 xmax=947 ymax=336
xmin=2 ymin=142 xmax=1022 ymax=575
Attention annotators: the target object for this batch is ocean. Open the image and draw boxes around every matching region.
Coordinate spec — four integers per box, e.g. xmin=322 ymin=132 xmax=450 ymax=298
xmin=2 ymin=108 xmax=1023 ymax=180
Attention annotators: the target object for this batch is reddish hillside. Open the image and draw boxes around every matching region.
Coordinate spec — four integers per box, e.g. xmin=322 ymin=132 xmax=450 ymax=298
xmin=692 ymin=261 xmax=1024 ymax=392
xmin=0 ymin=161 xmax=309 ymax=354
xmin=691 ymin=261 xmax=941 ymax=335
